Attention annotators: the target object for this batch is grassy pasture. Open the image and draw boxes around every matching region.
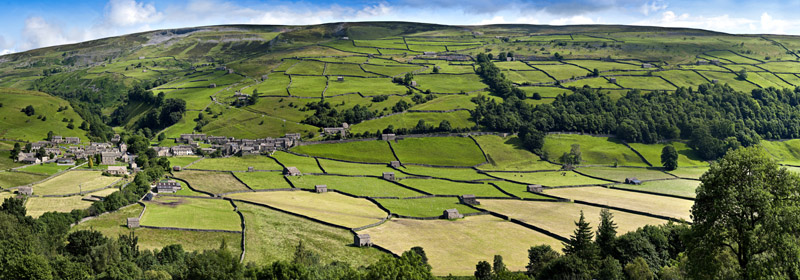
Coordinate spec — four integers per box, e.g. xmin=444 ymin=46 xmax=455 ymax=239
xmin=246 ymin=97 xmax=314 ymax=122
xmin=391 ymin=137 xmax=486 ymax=167
xmin=250 ymin=74 xmax=290 ymax=96
xmin=271 ymin=151 xmax=324 ymax=173
xmin=361 ymin=64 xmax=423 ymax=76
xmin=614 ymin=76 xmax=676 ymax=90
xmin=518 ymin=87 xmax=572 ymax=98
xmin=490 ymin=181 xmax=553 ymax=199
xmin=495 ymin=61 xmax=536 ymax=70
xmin=504 ymin=70 xmax=556 ymax=84
xmin=238 ymin=203 xmax=384 ymax=266
xmin=654 ymin=70 xmax=709 ymax=89
xmin=361 ymin=215 xmax=563 ymax=276
xmin=161 ymin=87 xmax=218 ymax=110
xmin=728 ymin=64 xmax=767 ymax=72
xmin=567 ymin=60 xmax=643 ymax=71
xmin=0 ymin=88 xmax=88 ymax=142
xmin=544 ymin=186 xmax=693 ymax=221
xmin=287 ymin=175 xmax=422 ymax=197
xmin=172 ymin=170 xmax=250 ymax=194
xmin=322 ymin=40 xmax=381 ymax=55
xmin=33 ymin=171 xmax=119 ymax=196
xmin=412 ymin=74 xmax=487 ymax=93
xmin=315 ymin=56 xmax=369 ymax=63
xmin=575 ymin=167 xmax=675 ymax=182
xmin=171 ymin=181 xmax=212 ymax=197
xmin=479 ymin=199 xmax=668 ymax=238
xmin=18 ymin=162 xmax=71 ymax=175
xmin=324 ymin=63 xmax=370 ymax=77
xmin=759 ymin=140 xmax=800 ymax=165
xmin=399 ymin=165 xmax=491 ymax=181
xmin=627 ymin=142 xmax=707 ymax=167
xmin=0 ymin=171 xmax=48 ymax=188
xmin=291 ymin=140 xmax=396 ymax=163
xmin=188 ymin=156 xmax=283 ymax=171
xmin=374 ymin=197 xmax=480 ymax=218
xmin=286 ymin=61 xmax=325 ymax=75
xmin=696 ymin=71 xmax=758 ymax=92
xmin=409 ymin=94 xmax=478 ymax=111
xmin=0 ymin=142 xmax=24 ymax=170
xmin=474 ymin=135 xmax=561 ymax=171
xmin=543 ymin=134 xmax=648 ymax=166
xmin=615 ymin=179 xmax=699 ymax=198
xmin=487 ymin=171 xmax=610 ymax=186
xmin=167 ymin=156 xmax=201 ymax=168
xmin=349 ymin=111 xmax=476 ymax=134
xmin=666 ymin=167 xmax=710 ymax=179
xmin=750 ymin=72 xmax=794 ymax=89
xmin=288 ymin=75 xmax=326 ymax=97
xmin=227 ymin=191 xmax=386 ymax=228
xmin=398 ymin=178 xmax=508 ymax=197
xmin=758 ymin=61 xmax=800 ymax=73
xmin=534 ymin=64 xmax=590 ymax=80
xmin=201 ymin=109 xmax=318 ymax=139
xmin=354 ymin=39 xmax=406 ymax=49
xmin=563 ymin=77 xmax=620 ymax=88
xmin=777 ymin=73 xmax=800 ymax=86
xmin=73 ymin=204 xmax=241 ymax=253
xmin=316 ymin=159 xmax=395 ymax=176
xmin=141 ymin=197 xmax=241 ymax=231
xmin=325 ymin=77 xmax=408 ymax=96
xmin=25 ymin=196 xmax=94 ymax=218
xmin=706 ymin=50 xmax=762 ymax=64
xmin=233 ymin=172 xmax=292 ymax=190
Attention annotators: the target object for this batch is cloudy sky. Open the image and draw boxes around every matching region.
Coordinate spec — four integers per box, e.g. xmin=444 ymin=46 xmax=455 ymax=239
xmin=1 ymin=0 xmax=799 ymax=54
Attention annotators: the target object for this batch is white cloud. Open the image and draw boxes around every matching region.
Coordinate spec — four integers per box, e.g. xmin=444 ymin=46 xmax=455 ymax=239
xmin=550 ymin=15 xmax=597 ymax=25
xmin=0 ymin=49 xmax=14 ymax=55
xmin=105 ymin=0 xmax=163 ymax=26
xmin=760 ymin=12 xmax=789 ymax=34
xmin=21 ymin=17 xmax=73 ymax=49
xmin=641 ymin=1 xmax=667 ymax=16
xmin=476 ymin=16 xmax=508 ymax=25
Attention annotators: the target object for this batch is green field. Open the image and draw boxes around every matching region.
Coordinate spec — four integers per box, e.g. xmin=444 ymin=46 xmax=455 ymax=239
xmin=534 ymin=64 xmax=590 ymax=80
xmin=17 ymin=162 xmax=71 ymax=175
xmin=271 ymin=151 xmax=324 ymax=173
xmin=291 ymin=140 xmax=396 ymax=163
xmin=474 ymin=135 xmax=561 ymax=171
xmin=141 ymin=196 xmax=241 ymax=231
xmin=72 ymin=203 xmax=242 ymax=253
xmin=391 ymin=137 xmax=486 ymax=166
xmin=487 ymin=171 xmax=610 ymax=186
xmin=325 ymin=77 xmax=408 ymax=96
xmin=188 ymin=156 xmax=283 ymax=171
xmin=544 ymin=186 xmax=693 ymax=221
xmin=614 ymin=76 xmax=676 ymax=90
xmin=233 ymin=172 xmax=292 ymax=190
xmin=542 ymin=134 xmax=649 ymax=166
xmin=412 ymin=74 xmax=487 ymax=93
xmin=614 ymin=179 xmax=700 ymax=198
xmin=362 ymin=215 xmax=563 ymax=275
xmin=562 ymin=77 xmax=620 ymax=88
xmin=316 ymin=159 xmax=395 ymax=176
xmin=238 ymin=203 xmax=385 ymax=266
xmin=0 ymin=88 xmax=88 ymax=142
xmin=666 ymin=166 xmax=710 ymax=179
xmin=628 ymin=142 xmax=707 ymax=167
xmin=0 ymin=171 xmax=48 ymax=188
xmin=25 ymin=196 xmax=94 ymax=218
xmin=760 ymin=140 xmax=800 ymax=165
xmin=287 ymin=175 xmax=423 ymax=197
xmin=349 ymin=111 xmax=476 ymax=134
xmin=374 ymin=197 xmax=480 ymax=217
xmin=655 ymin=70 xmax=713 ymax=89
xmin=399 ymin=178 xmax=507 ymax=197
xmin=575 ymin=166 xmax=675 ymax=182
xmin=227 ymin=191 xmax=387 ymax=228
xmin=408 ymin=94 xmax=478 ymax=111
xmin=399 ymin=165 xmax=492 ymax=181
xmin=33 ymin=171 xmax=119 ymax=196
xmin=172 ymin=170 xmax=251 ymax=194
xmin=288 ymin=75 xmax=326 ymax=97
xmin=168 ymin=156 xmax=201 ymax=168
xmin=490 ymin=180 xmax=554 ymax=199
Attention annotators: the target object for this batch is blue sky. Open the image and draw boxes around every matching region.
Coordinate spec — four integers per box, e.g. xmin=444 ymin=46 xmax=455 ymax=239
xmin=1 ymin=0 xmax=799 ymax=54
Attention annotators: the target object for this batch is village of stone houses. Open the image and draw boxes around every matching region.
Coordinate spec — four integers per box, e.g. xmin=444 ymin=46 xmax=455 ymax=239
xmin=5 ymin=20 xmax=800 ymax=278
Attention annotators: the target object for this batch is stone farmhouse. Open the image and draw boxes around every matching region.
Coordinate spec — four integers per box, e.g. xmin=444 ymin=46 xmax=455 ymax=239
xmin=527 ymin=184 xmax=544 ymax=193
xmin=107 ymin=166 xmax=128 ymax=176
xmin=443 ymin=209 xmax=463 ymax=219
xmin=354 ymin=234 xmax=372 ymax=247
xmin=284 ymin=167 xmax=301 ymax=176
xmin=155 ymin=179 xmax=182 ymax=193
xmin=460 ymin=194 xmax=479 ymax=205
xmin=323 ymin=123 xmax=349 ymax=138
xmin=383 ymin=172 xmax=395 ymax=181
